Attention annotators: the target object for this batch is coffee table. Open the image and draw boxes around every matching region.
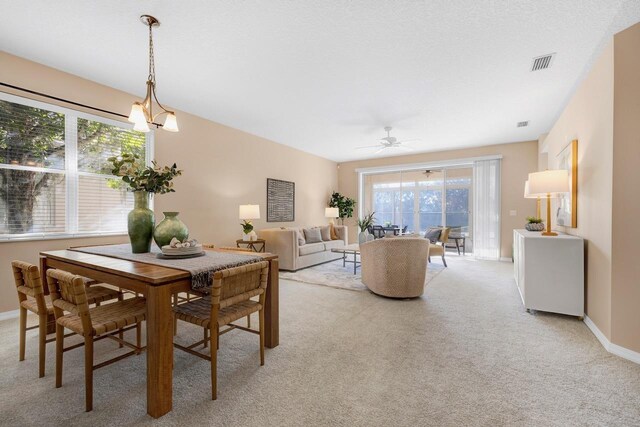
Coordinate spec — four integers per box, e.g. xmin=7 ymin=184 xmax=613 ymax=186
xmin=331 ymin=243 xmax=360 ymax=274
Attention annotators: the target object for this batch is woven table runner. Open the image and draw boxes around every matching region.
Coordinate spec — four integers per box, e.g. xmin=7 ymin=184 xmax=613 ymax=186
xmin=70 ymin=244 xmax=263 ymax=291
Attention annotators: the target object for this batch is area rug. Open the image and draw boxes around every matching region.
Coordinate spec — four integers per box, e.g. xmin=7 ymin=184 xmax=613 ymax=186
xmin=280 ymin=259 xmax=445 ymax=292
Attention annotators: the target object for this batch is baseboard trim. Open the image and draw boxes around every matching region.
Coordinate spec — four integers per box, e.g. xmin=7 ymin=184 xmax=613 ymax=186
xmin=584 ymin=315 xmax=640 ymax=365
xmin=0 ymin=309 xmax=19 ymax=322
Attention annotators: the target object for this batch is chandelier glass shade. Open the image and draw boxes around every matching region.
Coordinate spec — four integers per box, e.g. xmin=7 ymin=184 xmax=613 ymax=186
xmin=128 ymin=15 xmax=179 ymax=133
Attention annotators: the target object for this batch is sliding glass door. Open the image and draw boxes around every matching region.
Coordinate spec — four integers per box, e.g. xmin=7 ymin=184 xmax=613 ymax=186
xmin=361 ymin=167 xmax=473 ymax=251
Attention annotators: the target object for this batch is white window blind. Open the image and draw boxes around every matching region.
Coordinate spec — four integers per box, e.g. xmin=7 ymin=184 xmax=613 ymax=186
xmin=473 ymin=159 xmax=501 ymax=260
xmin=0 ymin=92 xmax=152 ymax=241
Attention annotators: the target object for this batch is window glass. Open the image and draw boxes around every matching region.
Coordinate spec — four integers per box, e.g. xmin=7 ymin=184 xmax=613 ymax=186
xmin=77 ymin=118 xmax=145 ymax=174
xmin=0 ymin=96 xmax=149 ymax=239
xmin=0 ymin=171 xmax=66 ymax=235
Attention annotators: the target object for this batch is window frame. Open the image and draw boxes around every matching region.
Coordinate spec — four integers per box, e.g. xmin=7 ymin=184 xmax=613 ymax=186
xmin=0 ymin=91 xmax=153 ymax=242
xmin=366 ymin=169 xmax=474 ymax=234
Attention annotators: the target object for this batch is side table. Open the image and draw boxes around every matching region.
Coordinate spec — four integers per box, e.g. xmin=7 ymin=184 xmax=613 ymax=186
xmin=236 ymin=239 xmax=266 ymax=253
xmin=446 ymin=234 xmax=466 ymax=255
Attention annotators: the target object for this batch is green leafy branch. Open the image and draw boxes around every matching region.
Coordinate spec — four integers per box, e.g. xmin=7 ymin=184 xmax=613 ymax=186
xmin=357 ymin=211 xmax=376 ymax=232
xmin=108 ymin=152 xmax=182 ymax=194
xmin=241 ymin=220 xmax=254 ymax=234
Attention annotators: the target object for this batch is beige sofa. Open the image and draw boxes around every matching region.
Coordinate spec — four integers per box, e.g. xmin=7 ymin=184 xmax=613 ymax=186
xmin=258 ymin=226 xmax=348 ymax=271
xmin=360 ymin=237 xmax=430 ymax=298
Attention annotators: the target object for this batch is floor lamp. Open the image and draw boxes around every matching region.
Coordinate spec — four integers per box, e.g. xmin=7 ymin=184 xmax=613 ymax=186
xmin=528 ymin=170 xmax=569 ymax=236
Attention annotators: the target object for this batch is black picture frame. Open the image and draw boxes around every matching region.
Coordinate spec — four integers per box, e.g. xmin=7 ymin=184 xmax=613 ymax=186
xmin=266 ymin=178 xmax=295 ymax=222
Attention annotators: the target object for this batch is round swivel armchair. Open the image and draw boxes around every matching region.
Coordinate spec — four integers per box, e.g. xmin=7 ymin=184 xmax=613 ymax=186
xmin=359 ymin=237 xmax=430 ymax=298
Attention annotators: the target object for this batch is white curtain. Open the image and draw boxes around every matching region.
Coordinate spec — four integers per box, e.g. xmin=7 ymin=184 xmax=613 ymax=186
xmin=473 ymin=159 xmax=501 ymax=260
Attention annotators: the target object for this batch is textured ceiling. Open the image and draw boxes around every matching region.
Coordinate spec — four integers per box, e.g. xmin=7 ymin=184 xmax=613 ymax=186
xmin=1 ymin=1 xmax=639 ymax=162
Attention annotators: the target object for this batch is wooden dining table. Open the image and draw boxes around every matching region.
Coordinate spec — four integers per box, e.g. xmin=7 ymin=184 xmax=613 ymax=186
xmin=39 ymin=247 xmax=279 ymax=418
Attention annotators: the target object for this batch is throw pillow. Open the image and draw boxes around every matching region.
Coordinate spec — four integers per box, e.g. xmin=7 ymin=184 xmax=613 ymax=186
xmin=303 ymin=227 xmax=323 ymax=244
xmin=424 ymin=228 xmax=442 ymax=244
xmin=320 ymin=225 xmax=332 ymax=241
xmin=296 ymin=229 xmax=306 ymax=246
xmin=330 ymin=223 xmax=339 ymax=240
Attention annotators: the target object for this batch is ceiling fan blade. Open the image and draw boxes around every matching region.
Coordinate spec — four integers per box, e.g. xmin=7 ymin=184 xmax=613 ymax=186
xmin=356 ymin=145 xmax=383 ymax=150
xmin=397 ymin=139 xmax=420 ymax=144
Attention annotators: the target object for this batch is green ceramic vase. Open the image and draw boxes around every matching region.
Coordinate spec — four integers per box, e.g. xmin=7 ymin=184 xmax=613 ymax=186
xmin=128 ymin=191 xmax=155 ymax=253
xmin=153 ymin=212 xmax=189 ymax=248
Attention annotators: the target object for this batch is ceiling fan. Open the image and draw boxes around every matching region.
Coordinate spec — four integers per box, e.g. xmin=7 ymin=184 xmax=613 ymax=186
xmin=356 ymin=126 xmax=418 ymax=154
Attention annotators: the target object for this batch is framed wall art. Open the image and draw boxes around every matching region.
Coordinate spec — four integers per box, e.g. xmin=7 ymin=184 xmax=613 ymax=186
xmin=555 ymin=139 xmax=578 ymax=228
xmin=266 ymin=178 xmax=295 ymax=222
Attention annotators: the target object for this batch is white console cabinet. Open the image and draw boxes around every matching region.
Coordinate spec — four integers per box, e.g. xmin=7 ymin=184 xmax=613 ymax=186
xmin=513 ymin=229 xmax=584 ymax=318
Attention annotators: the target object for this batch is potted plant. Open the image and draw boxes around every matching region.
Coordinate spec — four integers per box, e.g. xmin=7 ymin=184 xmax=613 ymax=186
xmin=329 ymin=192 xmax=356 ymax=225
xmin=241 ymin=220 xmax=257 ymax=241
xmin=525 ymin=216 xmax=545 ymax=232
xmin=357 ymin=212 xmax=376 ymax=244
xmin=109 ymin=152 xmax=182 ymax=253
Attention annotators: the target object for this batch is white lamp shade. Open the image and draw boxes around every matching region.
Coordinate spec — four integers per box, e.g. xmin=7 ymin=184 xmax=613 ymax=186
xmin=128 ymin=103 xmax=147 ymax=124
xmin=133 ymin=120 xmax=150 ymax=133
xmin=239 ymin=204 xmax=260 ymax=220
xmin=325 ymin=207 xmax=339 ymax=218
xmin=523 ymin=180 xmax=538 ymax=199
xmin=528 ymin=170 xmax=569 ymax=196
xmin=163 ymin=112 xmax=179 ymax=132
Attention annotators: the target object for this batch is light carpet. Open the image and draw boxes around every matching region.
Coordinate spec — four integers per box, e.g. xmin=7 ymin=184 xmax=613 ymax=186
xmin=0 ymin=256 xmax=638 ymax=426
xmin=279 ymin=259 xmax=445 ymax=292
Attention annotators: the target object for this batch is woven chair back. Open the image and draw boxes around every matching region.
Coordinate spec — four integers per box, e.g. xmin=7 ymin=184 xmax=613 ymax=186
xmin=210 ymin=261 xmax=269 ymax=308
xmin=11 ymin=261 xmax=46 ymax=312
xmin=46 ymin=269 xmax=92 ymax=334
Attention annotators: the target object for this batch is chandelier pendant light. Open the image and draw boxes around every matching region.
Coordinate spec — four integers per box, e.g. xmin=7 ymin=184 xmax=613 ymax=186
xmin=128 ymin=15 xmax=179 ymax=133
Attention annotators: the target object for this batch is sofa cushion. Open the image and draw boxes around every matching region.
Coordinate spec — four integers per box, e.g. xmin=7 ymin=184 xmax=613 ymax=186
xmin=323 ymin=240 xmax=344 ymax=251
xmin=303 ymin=227 xmax=323 ymax=244
xmin=299 ymin=242 xmax=325 ymax=256
xmin=296 ymin=229 xmax=306 ymax=246
xmin=320 ymin=225 xmax=332 ymax=241
xmin=330 ymin=223 xmax=339 ymax=240
xmin=424 ymin=228 xmax=442 ymax=243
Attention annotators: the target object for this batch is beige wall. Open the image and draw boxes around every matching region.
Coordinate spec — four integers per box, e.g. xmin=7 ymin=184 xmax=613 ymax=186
xmin=611 ymin=23 xmax=640 ymax=353
xmin=337 ymin=141 xmax=539 ymax=258
xmin=541 ymin=42 xmax=615 ymax=339
xmin=0 ymin=51 xmax=337 ymax=313
xmin=541 ymin=21 xmax=640 ymax=354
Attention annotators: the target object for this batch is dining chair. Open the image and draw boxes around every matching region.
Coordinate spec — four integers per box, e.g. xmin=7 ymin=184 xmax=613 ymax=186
xmin=372 ymin=225 xmax=385 ymax=239
xmin=11 ymin=260 xmax=123 ymax=378
xmin=46 ymin=269 xmax=146 ymax=412
xmin=207 ymin=245 xmax=256 ymax=328
xmin=173 ymin=261 xmax=269 ymax=400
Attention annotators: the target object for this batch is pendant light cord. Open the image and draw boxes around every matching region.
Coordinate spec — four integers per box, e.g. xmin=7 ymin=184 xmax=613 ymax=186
xmin=148 ymin=23 xmax=156 ymax=84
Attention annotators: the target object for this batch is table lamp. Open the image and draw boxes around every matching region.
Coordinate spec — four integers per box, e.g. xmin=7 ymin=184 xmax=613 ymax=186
xmin=325 ymin=207 xmax=339 ymax=225
xmin=528 ymin=170 xmax=569 ymax=236
xmin=239 ymin=204 xmax=260 ymax=241
xmin=523 ymin=180 xmax=541 ymax=219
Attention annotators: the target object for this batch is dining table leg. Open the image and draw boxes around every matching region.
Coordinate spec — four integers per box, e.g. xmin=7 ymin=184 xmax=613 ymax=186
xmin=146 ymin=285 xmax=174 ymax=418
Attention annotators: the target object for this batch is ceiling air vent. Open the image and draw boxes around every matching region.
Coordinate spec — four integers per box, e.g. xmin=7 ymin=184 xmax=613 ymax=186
xmin=517 ymin=121 xmax=529 ymax=128
xmin=530 ymin=53 xmax=555 ymax=71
